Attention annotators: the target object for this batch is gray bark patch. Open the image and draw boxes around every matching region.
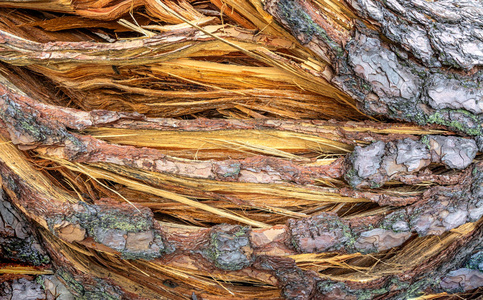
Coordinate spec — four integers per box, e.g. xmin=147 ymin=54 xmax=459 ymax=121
xmin=348 ymin=0 xmax=483 ymax=70
xmin=441 ymin=268 xmax=483 ymax=292
xmin=204 ymin=225 xmax=253 ymax=271
xmin=345 ymin=136 xmax=476 ymax=188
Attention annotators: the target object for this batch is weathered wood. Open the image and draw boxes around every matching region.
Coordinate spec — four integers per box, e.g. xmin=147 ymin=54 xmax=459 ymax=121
xmin=0 ymin=0 xmax=482 ymax=299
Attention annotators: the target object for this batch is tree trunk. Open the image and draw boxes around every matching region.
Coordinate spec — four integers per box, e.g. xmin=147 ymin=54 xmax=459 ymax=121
xmin=0 ymin=0 xmax=482 ymax=299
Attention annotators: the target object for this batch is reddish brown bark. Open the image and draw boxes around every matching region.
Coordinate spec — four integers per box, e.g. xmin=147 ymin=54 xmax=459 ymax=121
xmin=0 ymin=0 xmax=482 ymax=299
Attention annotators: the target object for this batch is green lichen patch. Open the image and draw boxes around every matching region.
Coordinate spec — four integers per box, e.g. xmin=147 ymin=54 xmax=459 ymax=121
xmin=223 ymin=163 xmax=241 ymax=178
xmin=1 ymin=95 xmax=65 ymax=143
xmin=426 ymin=109 xmax=482 ymax=136
xmin=94 ymin=212 xmax=151 ymax=233
xmin=315 ymin=277 xmax=439 ymax=299
xmin=48 ymin=202 xmax=169 ymax=260
xmin=0 ymin=191 xmax=50 ymax=266
xmin=1 ymin=238 xmax=50 ymax=265
xmin=57 ymin=269 xmax=85 ymax=296
xmin=57 ymin=269 xmax=121 ymax=300
xmin=466 ymin=251 xmax=483 ymax=271
xmin=203 ymin=225 xmax=252 ymax=271
xmin=379 ymin=211 xmax=410 ymax=233
xmin=0 ymin=94 xmax=86 ymax=156
xmin=275 ymin=0 xmax=343 ymax=56
xmin=420 ymin=135 xmax=431 ymax=149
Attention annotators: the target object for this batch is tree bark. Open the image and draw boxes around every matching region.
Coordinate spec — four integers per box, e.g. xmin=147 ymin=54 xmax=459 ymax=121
xmin=0 ymin=0 xmax=482 ymax=299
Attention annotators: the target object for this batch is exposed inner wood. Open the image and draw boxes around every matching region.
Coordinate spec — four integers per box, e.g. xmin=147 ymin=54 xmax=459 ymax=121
xmin=0 ymin=0 xmax=482 ymax=299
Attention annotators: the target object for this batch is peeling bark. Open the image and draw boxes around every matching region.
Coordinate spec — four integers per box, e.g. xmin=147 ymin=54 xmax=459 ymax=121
xmin=0 ymin=0 xmax=482 ymax=299
xmin=2 ymin=111 xmax=483 ymax=298
xmin=267 ymin=0 xmax=483 ymax=137
xmin=1 ymin=71 xmax=483 ymax=297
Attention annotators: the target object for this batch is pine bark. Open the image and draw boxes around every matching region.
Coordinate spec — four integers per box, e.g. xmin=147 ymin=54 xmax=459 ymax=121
xmin=0 ymin=0 xmax=482 ymax=299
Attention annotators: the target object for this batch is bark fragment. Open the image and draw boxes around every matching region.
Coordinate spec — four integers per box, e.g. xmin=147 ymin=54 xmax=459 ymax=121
xmin=289 ymin=163 xmax=483 ymax=254
xmin=310 ymin=0 xmax=483 ymax=137
xmin=0 ymin=0 xmax=482 ymax=299
xmin=347 ymin=0 xmax=483 ymax=70
xmin=0 ymin=189 xmax=49 ymax=265
xmin=0 ymin=277 xmax=45 ymax=300
xmin=345 ymin=135 xmax=477 ymax=188
xmin=335 ymin=28 xmax=483 ymax=133
xmin=51 ymin=199 xmax=170 ymax=260
xmin=441 ymin=268 xmax=483 ymax=292
xmin=0 ymin=275 xmax=74 ymax=300
xmin=202 ymin=225 xmax=253 ymax=271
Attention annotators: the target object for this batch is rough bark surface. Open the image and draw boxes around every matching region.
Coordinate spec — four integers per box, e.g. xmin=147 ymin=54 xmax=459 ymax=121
xmin=0 ymin=0 xmax=482 ymax=299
